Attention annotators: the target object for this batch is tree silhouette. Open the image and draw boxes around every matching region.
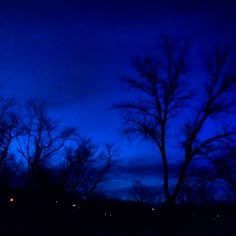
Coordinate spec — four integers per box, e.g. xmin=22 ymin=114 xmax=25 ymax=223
xmin=0 ymin=97 xmax=19 ymax=170
xmin=58 ymin=139 xmax=113 ymax=198
xmin=178 ymin=164 xmax=217 ymax=205
xmin=16 ymin=101 xmax=75 ymax=191
xmin=114 ymin=35 xmax=236 ymax=208
xmin=130 ymin=180 xmax=161 ymax=204
xmin=211 ymin=150 xmax=236 ymax=201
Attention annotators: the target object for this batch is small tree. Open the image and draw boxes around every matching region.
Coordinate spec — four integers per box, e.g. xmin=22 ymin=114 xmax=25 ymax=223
xmin=114 ymin=35 xmax=236 ymax=207
xmin=58 ymin=139 xmax=113 ymax=198
xmin=0 ymin=97 xmax=19 ymax=169
xmin=130 ymin=180 xmax=161 ymax=204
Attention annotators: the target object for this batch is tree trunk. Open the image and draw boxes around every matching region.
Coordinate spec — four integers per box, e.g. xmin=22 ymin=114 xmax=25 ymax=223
xmin=159 ymin=200 xmax=177 ymax=236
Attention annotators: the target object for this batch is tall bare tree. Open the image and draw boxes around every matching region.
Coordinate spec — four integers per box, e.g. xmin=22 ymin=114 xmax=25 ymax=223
xmin=16 ymin=101 xmax=75 ymax=190
xmin=114 ymin=35 xmax=236 ymax=207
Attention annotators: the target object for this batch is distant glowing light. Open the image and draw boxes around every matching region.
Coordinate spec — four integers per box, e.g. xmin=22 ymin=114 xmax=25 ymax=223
xmin=9 ymin=197 xmax=15 ymax=203
xmin=152 ymin=208 xmax=155 ymax=211
xmin=104 ymin=212 xmax=107 ymax=216
xmin=72 ymin=204 xmax=76 ymax=207
xmin=56 ymin=200 xmax=58 ymax=203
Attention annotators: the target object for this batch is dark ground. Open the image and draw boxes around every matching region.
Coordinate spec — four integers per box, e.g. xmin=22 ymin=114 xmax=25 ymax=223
xmin=0 ymin=204 xmax=235 ymax=236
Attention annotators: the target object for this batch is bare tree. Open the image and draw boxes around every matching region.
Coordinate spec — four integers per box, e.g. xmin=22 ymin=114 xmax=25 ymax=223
xmin=130 ymin=180 xmax=148 ymax=203
xmin=177 ymin=148 xmax=236 ymax=205
xmin=58 ymin=139 xmax=113 ymax=198
xmin=210 ymin=150 xmax=236 ymax=201
xmin=177 ymin=164 xmax=216 ymax=205
xmin=130 ymin=180 xmax=161 ymax=204
xmin=114 ymin=35 xmax=236 ymax=207
xmin=16 ymin=101 xmax=75 ymax=191
xmin=0 ymin=97 xmax=19 ymax=169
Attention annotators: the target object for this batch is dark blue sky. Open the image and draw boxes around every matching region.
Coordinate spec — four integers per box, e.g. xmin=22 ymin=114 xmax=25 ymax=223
xmin=0 ymin=0 xmax=235 ymax=198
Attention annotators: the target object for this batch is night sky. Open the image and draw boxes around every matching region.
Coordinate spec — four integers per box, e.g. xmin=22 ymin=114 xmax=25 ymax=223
xmin=0 ymin=0 xmax=235 ymax=199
